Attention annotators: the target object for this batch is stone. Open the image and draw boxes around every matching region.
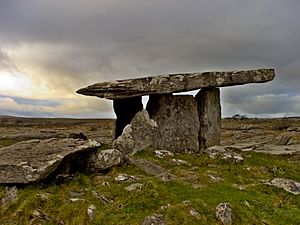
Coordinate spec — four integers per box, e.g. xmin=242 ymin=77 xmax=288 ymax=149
xmin=287 ymin=127 xmax=300 ymax=132
xmin=69 ymin=198 xmax=85 ymax=203
xmin=67 ymin=132 xmax=88 ymax=140
xmin=196 ymin=88 xmax=221 ymax=150
xmin=131 ymin=158 xmax=175 ymax=181
xmin=131 ymin=158 xmax=168 ymax=176
xmin=129 ymin=109 xmax=158 ymax=151
xmin=76 ymin=69 xmax=275 ymax=99
xmin=92 ymin=190 xmax=112 ymax=204
xmin=189 ymin=208 xmax=200 ymax=217
xmin=35 ymin=193 xmax=51 ymax=201
xmin=141 ymin=214 xmax=165 ymax=225
xmin=31 ymin=209 xmax=53 ymax=223
xmin=147 ymin=95 xmax=199 ymax=152
xmin=205 ymin=146 xmax=243 ymax=163
xmin=1 ymin=186 xmax=18 ymax=207
xmin=0 ymin=138 xmax=100 ymax=184
xmin=86 ymin=149 xmax=128 ymax=173
xmin=154 ymin=150 xmax=174 ymax=158
xmin=125 ymin=183 xmax=143 ymax=191
xmin=87 ymin=204 xmax=96 ymax=220
xmin=112 ymin=110 xmax=158 ymax=154
xmin=160 ymin=204 xmax=172 ymax=210
xmin=275 ymin=134 xmax=292 ymax=145
xmin=238 ymin=143 xmax=300 ymax=155
xmin=266 ymin=178 xmax=300 ymax=195
xmin=115 ymin=173 xmax=139 ymax=182
xmin=171 ymin=159 xmax=190 ymax=166
xmin=113 ymin=96 xmax=143 ymax=138
xmin=215 ymin=203 xmax=233 ymax=225
xmin=112 ymin=125 xmax=135 ymax=154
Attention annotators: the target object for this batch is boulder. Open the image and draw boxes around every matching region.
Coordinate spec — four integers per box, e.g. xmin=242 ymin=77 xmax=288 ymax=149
xmin=112 ymin=110 xmax=158 ymax=154
xmin=275 ymin=134 xmax=292 ymax=145
xmin=86 ymin=149 xmax=128 ymax=173
xmin=77 ymin=69 xmax=275 ymax=99
xmin=141 ymin=214 xmax=165 ymax=225
xmin=196 ymin=87 xmax=221 ymax=150
xmin=266 ymin=178 xmax=300 ymax=195
xmin=67 ymin=132 xmax=88 ymax=140
xmin=131 ymin=158 xmax=175 ymax=181
xmin=205 ymin=146 xmax=243 ymax=163
xmin=87 ymin=204 xmax=96 ymax=221
xmin=147 ymin=95 xmax=199 ymax=152
xmin=0 ymin=138 xmax=100 ymax=184
xmin=112 ymin=125 xmax=135 ymax=153
xmin=215 ymin=203 xmax=233 ymax=225
xmin=1 ymin=186 xmax=18 ymax=207
xmin=154 ymin=150 xmax=174 ymax=158
xmin=125 ymin=183 xmax=143 ymax=191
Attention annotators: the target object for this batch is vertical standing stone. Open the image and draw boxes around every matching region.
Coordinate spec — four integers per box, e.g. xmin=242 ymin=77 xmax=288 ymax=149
xmin=146 ymin=94 xmax=199 ymax=153
xmin=113 ymin=97 xmax=143 ymax=139
xmin=196 ymin=88 xmax=221 ymax=150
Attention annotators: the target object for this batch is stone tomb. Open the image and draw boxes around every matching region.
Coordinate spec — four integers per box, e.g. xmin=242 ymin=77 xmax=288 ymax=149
xmin=77 ymin=69 xmax=275 ymax=153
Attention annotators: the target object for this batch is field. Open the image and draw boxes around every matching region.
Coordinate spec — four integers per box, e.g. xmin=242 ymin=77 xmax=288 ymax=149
xmin=0 ymin=116 xmax=299 ymax=225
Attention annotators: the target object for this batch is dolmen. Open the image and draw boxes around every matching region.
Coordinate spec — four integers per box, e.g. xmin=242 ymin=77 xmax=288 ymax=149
xmin=77 ymin=69 xmax=275 ymax=153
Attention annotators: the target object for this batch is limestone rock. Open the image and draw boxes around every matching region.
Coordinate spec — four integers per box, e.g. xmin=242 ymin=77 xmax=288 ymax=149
xmin=196 ymin=88 xmax=221 ymax=150
xmin=131 ymin=158 xmax=175 ymax=181
xmin=1 ymin=186 xmax=18 ymax=207
xmin=92 ymin=190 xmax=112 ymax=204
xmin=125 ymin=183 xmax=143 ymax=191
xmin=189 ymin=208 xmax=200 ymax=217
xmin=205 ymin=146 xmax=243 ymax=163
xmin=112 ymin=125 xmax=135 ymax=153
xmin=141 ymin=214 xmax=165 ymax=225
xmin=87 ymin=204 xmax=96 ymax=221
xmin=130 ymin=109 xmax=158 ymax=151
xmin=215 ymin=203 xmax=233 ymax=225
xmin=112 ymin=110 xmax=158 ymax=154
xmin=275 ymin=134 xmax=292 ymax=145
xmin=171 ymin=159 xmax=190 ymax=166
xmin=147 ymin=95 xmax=199 ymax=152
xmin=77 ymin=69 xmax=275 ymax=99
xmin=115 ymin=173 xmax=139 ymax=182
xmin=154 ymin=150 xmax=174 ymax=158
xmin=0 ymin=138 xmax=100 ymax=184
xmin=266 ymin=178 xmax=300 ymax=195
xmin=287 ymin=127 xmax=300 ymax=132
xmin=86 ymin=149 xmax=128 ymax=173
xmin=67 ymin=132 xmax=88 ymax=140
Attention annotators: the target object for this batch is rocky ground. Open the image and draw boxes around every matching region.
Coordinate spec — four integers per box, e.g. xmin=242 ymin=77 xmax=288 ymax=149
xmin=0 ymin=116 xmax=299 ymax=224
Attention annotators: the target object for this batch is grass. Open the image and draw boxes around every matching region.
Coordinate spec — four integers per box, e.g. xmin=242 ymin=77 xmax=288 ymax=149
xmin=0 ymin=150 xmax=299 ymax=225
xmin=0 ymin=139 xmax=19 ymax=147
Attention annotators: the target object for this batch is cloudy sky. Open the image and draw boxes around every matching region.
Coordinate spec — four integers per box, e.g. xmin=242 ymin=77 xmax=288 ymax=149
xmin=0 ymin=0 xmax=299 ymax=118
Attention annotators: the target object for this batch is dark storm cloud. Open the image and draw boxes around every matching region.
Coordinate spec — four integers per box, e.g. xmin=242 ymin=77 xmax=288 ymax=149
xmin=0 ymin=0 xmax=299 ymax=117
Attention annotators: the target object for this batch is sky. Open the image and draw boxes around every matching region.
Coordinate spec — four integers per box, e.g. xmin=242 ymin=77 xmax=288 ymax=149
xmin=0 ymin=0 xmax=299 ymax=118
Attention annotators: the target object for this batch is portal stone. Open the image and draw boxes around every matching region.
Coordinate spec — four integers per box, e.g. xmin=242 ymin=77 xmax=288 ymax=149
xmin=113 ymin=96 xmax=143 ymax=138
xmin=146 ymin=94 xmax=199 ymax=153
xmin=196 ymin=88 xmax=221 ymax=150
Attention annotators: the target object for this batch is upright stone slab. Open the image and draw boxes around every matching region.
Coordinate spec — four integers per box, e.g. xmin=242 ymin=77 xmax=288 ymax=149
xmin=113 ymin=96 xmax=143 ymax=138
xmin=146 ymin=95 xmax=199 ymax=153
xmin=196 ymin=88 xmax=221 ymax=150
xmin=112 ymin=110 xmax=158 ymax=154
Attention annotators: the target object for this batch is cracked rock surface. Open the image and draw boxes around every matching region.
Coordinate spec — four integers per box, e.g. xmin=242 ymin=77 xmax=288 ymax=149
xmin=0 ymin=138 xmax=100 ymax=184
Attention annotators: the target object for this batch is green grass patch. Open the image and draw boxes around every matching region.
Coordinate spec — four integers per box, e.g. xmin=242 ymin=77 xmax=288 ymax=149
xmin=0 ymin=151 xmax=299 ymax=224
